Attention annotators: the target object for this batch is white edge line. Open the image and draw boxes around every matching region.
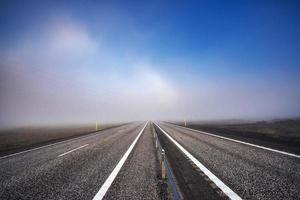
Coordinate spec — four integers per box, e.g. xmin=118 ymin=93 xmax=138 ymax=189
xmin=167 ymin=122 xmax=300 ymax=158
xmin=92 ymin=121 xmax=148 ymax=200
xmin=154 ymin=122 xmax=242 ymax=200
xmin=0 ymin=123 xmax=130 ymax=160
xmin=58 ymin=144 xmax=89 ymax=157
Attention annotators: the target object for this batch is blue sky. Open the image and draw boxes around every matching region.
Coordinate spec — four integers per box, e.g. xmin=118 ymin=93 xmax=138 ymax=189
xmin=1 ymin=0 xmax=300 ymax=126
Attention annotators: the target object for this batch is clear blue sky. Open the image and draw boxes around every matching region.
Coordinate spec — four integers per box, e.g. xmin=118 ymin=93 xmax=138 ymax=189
xmin=1 ymin=0 xmax=300 ymax=126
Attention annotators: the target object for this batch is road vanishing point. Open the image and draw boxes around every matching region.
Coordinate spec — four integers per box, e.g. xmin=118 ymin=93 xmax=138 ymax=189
xmin=0 ymin=121 xmax=299 ymax=200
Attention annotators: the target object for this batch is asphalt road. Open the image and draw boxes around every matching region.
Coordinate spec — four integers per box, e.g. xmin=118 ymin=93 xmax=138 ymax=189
xmin=103 ymin=122 xmax=165 ymax=200
xmin=0 ymin=122 xmax=146 ymax=200
xmin=1 ymin=121 xmax=299 ymax=200
xmin=156 ymin=122 xmax=300 ymax=200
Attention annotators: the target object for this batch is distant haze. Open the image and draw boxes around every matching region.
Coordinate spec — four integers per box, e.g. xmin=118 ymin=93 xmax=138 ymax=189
xmin=1 ymin=1 xmax=300 ymax=127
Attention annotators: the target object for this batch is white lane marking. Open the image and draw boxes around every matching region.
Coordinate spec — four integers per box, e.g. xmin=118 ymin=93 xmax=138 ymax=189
xmin=58 ymin=144 xmax=89 ymax=157
xmin=0 ymin=124 xmax=130 ymax=160
xmin=93 ymin=121 xmax=148 ymax=200
xmin=154 ymin=122 xmax=242 ymax=200
xmin=0 ymin=140 xmax=72 ymax=160
xmin=168 ymin=123 xmax=300 ymax=158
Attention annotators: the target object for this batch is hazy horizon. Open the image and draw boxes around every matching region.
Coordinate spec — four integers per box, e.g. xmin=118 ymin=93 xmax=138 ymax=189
xmin=1 ymin=1 xmax=300 ymax=127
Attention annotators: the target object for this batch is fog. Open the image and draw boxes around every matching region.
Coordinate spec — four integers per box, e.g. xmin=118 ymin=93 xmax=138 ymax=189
xmin=1 ymin=14 xmax=300 ymax=127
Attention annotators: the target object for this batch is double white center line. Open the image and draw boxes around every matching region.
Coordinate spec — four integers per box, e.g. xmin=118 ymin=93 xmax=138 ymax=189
xmin=58 ymin=144 xmax=89 ymax=157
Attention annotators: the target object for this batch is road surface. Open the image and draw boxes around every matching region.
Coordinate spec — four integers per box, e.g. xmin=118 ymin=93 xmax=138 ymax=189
xmin=1 ymin=121 xmax=299 ymax=200
xmin=155 ymin=122 xmax=300 ymax=199
xmin=0 ymin=122 xmax=159 ymax=200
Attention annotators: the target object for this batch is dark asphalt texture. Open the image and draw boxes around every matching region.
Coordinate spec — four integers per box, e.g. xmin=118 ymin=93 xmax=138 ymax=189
xmin=155 ymin=125 xmax=226 ymax=200
xmin=1 ymin=121 xmax=299 ymax=200
xmin=0 ymin=122 xmax=144 ymax=200
xmin=103 ymin=122 xmax=164 ymax=200
xmin=158 ymin=122 xmax=300 ymax=200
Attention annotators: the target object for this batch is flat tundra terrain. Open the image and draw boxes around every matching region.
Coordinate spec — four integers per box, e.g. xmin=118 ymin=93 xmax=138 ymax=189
xmin=0 ymin=121 xmax=299 ymax=200
xmin=0 ymin=123 xmax=123 ymax=156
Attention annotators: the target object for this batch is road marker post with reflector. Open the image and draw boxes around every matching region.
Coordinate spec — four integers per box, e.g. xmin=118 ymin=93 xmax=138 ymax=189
xmin=161 ymin=149 xmax=166 ymax=179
